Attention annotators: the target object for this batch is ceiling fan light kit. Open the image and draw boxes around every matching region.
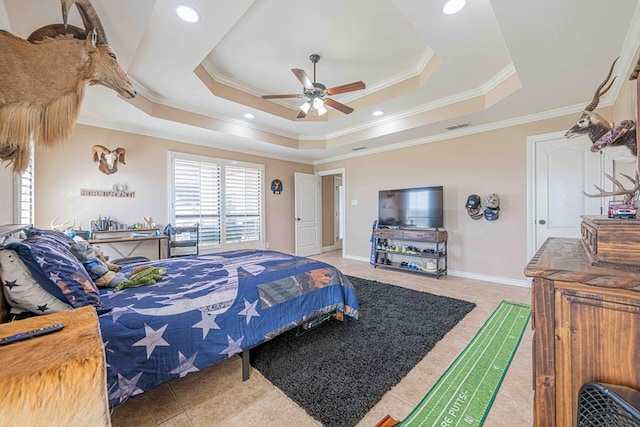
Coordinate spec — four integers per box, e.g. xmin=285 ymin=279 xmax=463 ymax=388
xmin=261 ymin=54 xmax=366 ymax=119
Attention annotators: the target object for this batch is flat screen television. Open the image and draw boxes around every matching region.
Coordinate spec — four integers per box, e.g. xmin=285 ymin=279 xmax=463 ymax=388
xmin=378 ymin=186 xmax=443 ymax=228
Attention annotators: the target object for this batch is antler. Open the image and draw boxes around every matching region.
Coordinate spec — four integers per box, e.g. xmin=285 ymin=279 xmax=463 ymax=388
xmin=584 ymin=171 xmax=640 ymax=204
xmin=584 ymin=58 xmax=619 ymax=112
xmin=92 ymin=144 xmax=110 ymax=162
xmin=114 ymin=147 xmax=126 ymax=165
xmin=29 ymin=0 xmax=108 ymax=44
xmin=51 ymin=215 xmax=75 ymax=232
xmin=68 ymin=0 xmax=108 ymax=44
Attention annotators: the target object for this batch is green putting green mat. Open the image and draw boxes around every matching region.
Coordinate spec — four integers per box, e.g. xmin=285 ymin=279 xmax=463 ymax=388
xmin=400 ymin=300 xmax=531 ymax=427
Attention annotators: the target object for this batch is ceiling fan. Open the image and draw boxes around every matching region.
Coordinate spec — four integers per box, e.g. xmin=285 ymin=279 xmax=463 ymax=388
xmin=261 ymin=54 xmax=366 ymax=119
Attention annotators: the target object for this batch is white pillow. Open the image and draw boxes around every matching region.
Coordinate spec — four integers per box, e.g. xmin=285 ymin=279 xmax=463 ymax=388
xmin=0 ymin=249 xmax=72 ymax=315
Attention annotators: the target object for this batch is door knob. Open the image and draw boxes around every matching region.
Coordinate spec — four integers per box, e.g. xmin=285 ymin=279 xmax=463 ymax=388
xmin=296 ymin=218 xmax=301 ymax=221
xmin=538 ymin=219 xmax=546 ymax=225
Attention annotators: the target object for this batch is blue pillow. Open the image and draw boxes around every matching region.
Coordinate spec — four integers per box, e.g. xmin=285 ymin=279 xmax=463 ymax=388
xmin=23 ymin=228 xmax=75 ymax=248
xmin=4 ymin=235 xmax=104 ymax=310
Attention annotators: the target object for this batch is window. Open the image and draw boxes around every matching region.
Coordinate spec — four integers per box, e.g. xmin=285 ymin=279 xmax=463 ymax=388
xmin=15 ymin=142 xmax=34 ymax=225
xmin=169 ymin=152 xmax=264 ymax=252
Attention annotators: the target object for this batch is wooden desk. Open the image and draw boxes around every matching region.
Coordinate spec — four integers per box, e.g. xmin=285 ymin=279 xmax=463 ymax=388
xmin=88 ymin=229 xmax=167 ymax=259
xmin=0 ymin=307 xmax=110 ymax=425
xmin=0 ymin=224 xmax=31 ymax=240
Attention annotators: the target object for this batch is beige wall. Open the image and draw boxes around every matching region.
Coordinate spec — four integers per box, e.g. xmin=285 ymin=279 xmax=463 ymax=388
xmin=5 ymin=72 xmax=636 ymax=280
xmin=322 ymin=175 xmax=335 ymax=247
xmin=33 ymin=124 xmax=313 ymax=258
xmin=316 ymin=113 xmax=612 ymax=282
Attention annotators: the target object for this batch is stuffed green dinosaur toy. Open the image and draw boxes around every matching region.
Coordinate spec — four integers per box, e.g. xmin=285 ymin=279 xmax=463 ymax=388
xmin=113 ymin=266 xmax=167 ymax=292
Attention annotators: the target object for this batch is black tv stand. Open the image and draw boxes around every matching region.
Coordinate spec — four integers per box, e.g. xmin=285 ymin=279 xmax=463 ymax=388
xmin=370 ymin=222 xmax=447 ymax=278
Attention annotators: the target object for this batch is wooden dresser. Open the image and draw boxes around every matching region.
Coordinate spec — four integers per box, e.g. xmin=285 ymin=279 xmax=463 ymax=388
xmin=524 ymin=237 xmax=640 ymax=426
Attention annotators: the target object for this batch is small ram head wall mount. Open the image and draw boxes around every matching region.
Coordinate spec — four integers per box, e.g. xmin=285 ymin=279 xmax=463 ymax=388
xmin=92 ymin=145 xmax=126 ymax=175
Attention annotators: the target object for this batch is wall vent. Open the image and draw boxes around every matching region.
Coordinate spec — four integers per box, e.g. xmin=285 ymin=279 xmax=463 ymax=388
xmin=445 ymin=122 xmax=471 ymax=131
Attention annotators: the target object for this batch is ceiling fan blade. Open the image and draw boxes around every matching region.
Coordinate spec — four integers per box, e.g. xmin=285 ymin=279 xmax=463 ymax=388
xmin=326 ymin=81 xmax=366 ymax=96
xmin=325 ymin=98 xmax=354 ymax=114
xmin=261 ymin=94 xmax=303 ymax=99
xmin=296 ymin=109 xmax=307 ymax=119
xmin=292 ymin=68 xmax=314 ymax=90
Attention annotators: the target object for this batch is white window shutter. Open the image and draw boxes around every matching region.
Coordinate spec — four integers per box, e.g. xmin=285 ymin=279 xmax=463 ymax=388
xmin=170 ymin=152 xmax=264 ymax=251
xmin=173 ymin=158 xmax=221 ymax=246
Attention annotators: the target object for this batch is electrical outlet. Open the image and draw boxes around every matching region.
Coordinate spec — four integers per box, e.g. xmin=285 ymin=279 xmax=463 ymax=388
xmin=265 ymin=242 xmax=270 ymax=248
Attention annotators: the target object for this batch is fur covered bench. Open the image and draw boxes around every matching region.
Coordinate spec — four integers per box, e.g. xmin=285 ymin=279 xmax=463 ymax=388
xmin=0 ymin=304 xmax=110 ymax=426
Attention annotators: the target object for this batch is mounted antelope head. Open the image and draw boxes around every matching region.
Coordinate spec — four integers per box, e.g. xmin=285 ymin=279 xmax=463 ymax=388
xmin=565 ymin=58 xmax=637 ymax=163
xmin=92 ymin=145 xmax=126 ymax=175
xmin=0 ymin=0 xmax=136 ymax=174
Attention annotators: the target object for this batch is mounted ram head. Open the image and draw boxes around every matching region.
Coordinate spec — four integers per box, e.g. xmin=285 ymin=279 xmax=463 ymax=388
xmin=92 ymin=145 xmax=125 ymax=175
xmin=564 ymin=57 xmax=637 ymax=163
xmin=0 ymin=0 xmax=136 ymax=174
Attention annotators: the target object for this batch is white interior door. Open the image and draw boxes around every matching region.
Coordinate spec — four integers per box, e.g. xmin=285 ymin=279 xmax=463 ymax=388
xmin=334 ymin=175 xmax=343 ymax=249
xmin=295 ymin=172 xmax=322 ymax=256
xmin=534 ymin=134 xmax=604 ymax=252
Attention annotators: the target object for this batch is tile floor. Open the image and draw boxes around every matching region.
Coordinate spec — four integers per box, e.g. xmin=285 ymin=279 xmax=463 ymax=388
xmin=110 ymin=251 xmax=533 ymax=427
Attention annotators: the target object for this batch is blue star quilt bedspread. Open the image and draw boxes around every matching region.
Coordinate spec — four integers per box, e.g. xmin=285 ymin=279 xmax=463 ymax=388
xmin=98 ymin=249 xmax=359 ymax=407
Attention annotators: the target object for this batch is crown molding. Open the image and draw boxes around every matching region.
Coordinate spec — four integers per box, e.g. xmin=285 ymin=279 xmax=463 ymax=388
xmin=339 ymin=47 xmax=437 ymax=104
xmin=128 ymin=77 xmax=300 ymax=140
xmin=200 ymin=59 xmax=272 ymax=99
xmin=200 ymin=47 xmax=438 ymax=106
xmin=609 ymin=0 xmax=640 ymax=104
xmin=319 ymin=63 xmax=517 ymax=141
xmin=75 ymin=116 xmax=314 ymax=165
xmin=314 ymin=102 xmax=589 ymax=165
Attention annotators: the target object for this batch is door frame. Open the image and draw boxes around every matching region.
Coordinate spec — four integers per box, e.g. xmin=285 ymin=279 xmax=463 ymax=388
xmin=526 ymin=131 xmax=613 ymax=261
xmin=333 ymin=175 xmax=343 ymax=250
xmin=294 ymin=172 xmax=322 ymax=256
xmin=317 ymin=168 xmax=346 ymax=258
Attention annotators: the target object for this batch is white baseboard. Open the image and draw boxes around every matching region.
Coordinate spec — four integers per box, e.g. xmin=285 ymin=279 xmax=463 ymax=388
xmin=447 ymin=269 xmax=531 ymax=288
xmin=343 ymin=254 xmax=371 ymax=263
xmin=341 ymin=254 xmax=530 ymax=288
xmin=322 ymin=245 xmax=339 ymax=252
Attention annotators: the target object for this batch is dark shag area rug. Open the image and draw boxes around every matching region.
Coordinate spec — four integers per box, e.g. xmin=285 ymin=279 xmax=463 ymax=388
xmin=249 ymin=275 xmax=476 ymax=427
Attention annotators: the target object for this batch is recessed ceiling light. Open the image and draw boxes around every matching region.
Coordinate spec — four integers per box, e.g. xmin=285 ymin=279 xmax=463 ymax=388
xmin=243 ymin=113 xmax=255 ymax=119
xmin=442 ymin=0 xmax=466 ymax=14
xmin=176 ymin=5 xmax=199 ymax=23
xmin=372 ymin=110 xmax=384 ymax=117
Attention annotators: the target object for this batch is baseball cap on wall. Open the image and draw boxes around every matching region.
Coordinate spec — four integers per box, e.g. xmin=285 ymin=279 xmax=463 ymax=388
xmin=468 ymin=207 xmax=484 ymax=220
xmin=484 ymin=193 xmax=500 ymax=209
xmin=465 ymin=194 xmax=481 ymax=209
xmin=484 ymin=208 xmax=500 ymax=221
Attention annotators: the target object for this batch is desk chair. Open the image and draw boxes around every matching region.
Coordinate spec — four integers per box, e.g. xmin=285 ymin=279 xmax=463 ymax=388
xmin=167 ymin=224 xmax=199 ymax=258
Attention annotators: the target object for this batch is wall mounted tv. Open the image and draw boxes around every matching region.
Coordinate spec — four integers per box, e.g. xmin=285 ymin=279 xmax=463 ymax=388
xmin=378 ymin=186 xmax=443 ymax=228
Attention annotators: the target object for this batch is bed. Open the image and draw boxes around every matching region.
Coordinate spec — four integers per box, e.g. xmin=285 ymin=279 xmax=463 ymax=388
xmin=0 ymin=226 xmax=359 ymax=407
